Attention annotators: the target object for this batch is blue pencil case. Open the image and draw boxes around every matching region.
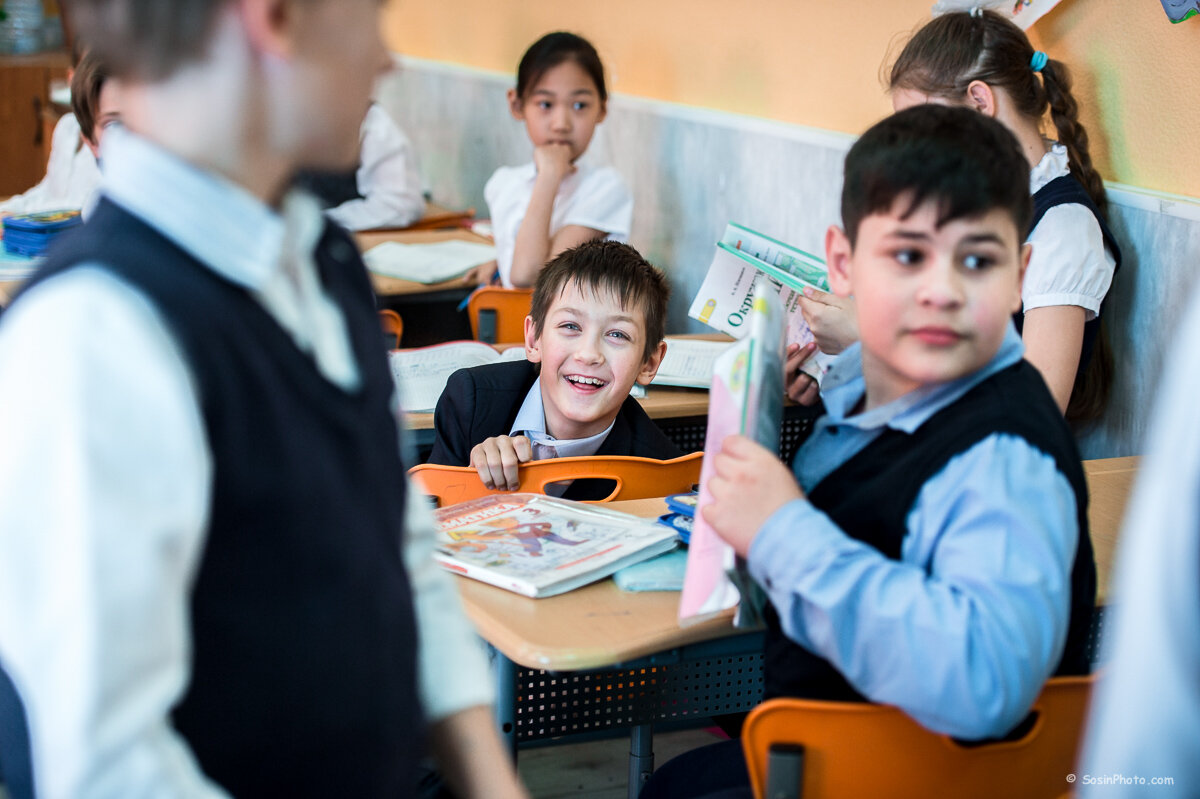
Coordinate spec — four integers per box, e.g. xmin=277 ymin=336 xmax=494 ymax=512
xmin=3 ymin=210 xmax=82 ymax=257
xmin=665 ymin=491 xmax=699 ymax=517
xmin=657 ymin=512 xmax=693 ymax=544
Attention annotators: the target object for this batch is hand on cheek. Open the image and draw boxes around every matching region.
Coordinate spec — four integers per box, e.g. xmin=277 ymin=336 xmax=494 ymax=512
xmin=701 ymin=435 xmax=804 ymax=559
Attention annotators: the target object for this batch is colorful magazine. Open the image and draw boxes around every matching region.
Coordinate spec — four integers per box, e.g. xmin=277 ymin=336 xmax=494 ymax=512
xmin=432 ymin=494 xmax=679 ymax=598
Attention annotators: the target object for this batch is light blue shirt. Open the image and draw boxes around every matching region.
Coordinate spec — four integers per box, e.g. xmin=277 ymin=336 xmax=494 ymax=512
xmin=749 ymin=325 xmax=1080 ymax=739
xmin=509 ymin=377 xmax=616 ymax=459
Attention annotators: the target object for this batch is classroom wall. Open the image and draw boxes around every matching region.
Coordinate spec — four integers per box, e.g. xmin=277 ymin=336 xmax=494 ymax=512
xmin=383 ymin=0 xmax=1200 ymax=199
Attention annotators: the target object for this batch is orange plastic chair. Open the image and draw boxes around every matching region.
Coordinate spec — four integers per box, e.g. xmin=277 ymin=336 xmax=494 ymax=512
xmin=467 ymin=286 xmax=534 ymax=343
xmin=409 ymin=452 xmax=702 ymax=507
xmin=740 ymin=675 xmax=1095 ymax=799
xmin=379 ymin=309 xmax=404 ymax=349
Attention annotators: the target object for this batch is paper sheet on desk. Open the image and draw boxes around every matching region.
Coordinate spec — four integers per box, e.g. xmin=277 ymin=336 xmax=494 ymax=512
xmin=390 ymin=342 xmax=525 ymax=412
xmin=364 ymin=239 xmax=497 ymax=284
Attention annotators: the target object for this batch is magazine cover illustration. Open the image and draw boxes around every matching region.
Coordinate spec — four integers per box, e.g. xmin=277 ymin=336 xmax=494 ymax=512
xmin=433 ymin=494 xmax=678 ymax=598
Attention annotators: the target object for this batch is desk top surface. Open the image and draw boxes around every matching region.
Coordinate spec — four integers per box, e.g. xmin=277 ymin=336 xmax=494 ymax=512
xmin=456 ymin=457 xmax=1138 ymax=672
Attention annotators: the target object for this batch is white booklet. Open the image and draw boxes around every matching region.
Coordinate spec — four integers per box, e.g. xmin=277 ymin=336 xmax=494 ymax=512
xmin=390 ymin=341 xmax=525 ymax=412
xmin=364 ymin=239 xmax=497 ymax=284
xmin=689 ymin=223 xmax=835 ymax=382
xmin=432 ymin=493 xmax=679 ymax=598
xmin=650 ymin=337 xmax=734 ymax=389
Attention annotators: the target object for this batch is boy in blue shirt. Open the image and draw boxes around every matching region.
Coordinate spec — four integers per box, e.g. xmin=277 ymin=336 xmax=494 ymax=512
xmin=428 ymin=240 xmax=681 ymax=498
xmin=0 ymin=1 xmax=527 ymax=798
xmin=643 ymin=104 xmax=1094 ymax=798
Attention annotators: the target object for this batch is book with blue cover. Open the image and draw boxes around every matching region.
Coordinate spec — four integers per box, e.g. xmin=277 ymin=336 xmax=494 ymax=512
xmin=3 ymin=210 xmax=82 ymax=257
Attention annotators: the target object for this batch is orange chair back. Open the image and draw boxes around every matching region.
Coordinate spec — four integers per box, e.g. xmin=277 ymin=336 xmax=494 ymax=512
xmin=379 ymin=309 xmax=404 ymax=349
xmin=741 ymin=675 xmax=1094 ymax=799
xmin=467 ymin=287 xmax=534 ymax=343
xmin=410 ymin=452 xmax=702 ymax=507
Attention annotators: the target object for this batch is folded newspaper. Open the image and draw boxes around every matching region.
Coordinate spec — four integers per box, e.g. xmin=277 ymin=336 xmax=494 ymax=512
xmin=433 ymin=494 xmax=678 ymax=598
xmin=688 ymin=222 xmax=835 ymax=383
xmin=678 ymin=282 xmax=780 ymax=626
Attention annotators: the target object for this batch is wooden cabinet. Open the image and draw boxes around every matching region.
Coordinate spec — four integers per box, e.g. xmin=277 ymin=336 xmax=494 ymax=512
xmin=0 ymin=50 xmax=69 ymax=197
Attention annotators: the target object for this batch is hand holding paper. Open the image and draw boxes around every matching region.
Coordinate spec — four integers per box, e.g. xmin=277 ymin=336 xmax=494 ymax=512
xmin=701 ymin=434 xmax=803 ymax=559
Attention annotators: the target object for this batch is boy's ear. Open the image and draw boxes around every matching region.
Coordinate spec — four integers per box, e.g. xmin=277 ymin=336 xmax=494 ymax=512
xmin=965 ymin=80 xmax=998 ymax=118
xmin=1014 ymin=242 xmax=1033 ymax=313
xmin=635 ymin=340 xmax=668 ymax=387
xmin=825 ymin=224 xmax=855 ymax=298
xmin=239 ymin=0 xmax=294 ymax=57
xmin=507 ymin=88 xmax=524 ymax=120
xmin=523 ymin=315 xmax=542 ymax=363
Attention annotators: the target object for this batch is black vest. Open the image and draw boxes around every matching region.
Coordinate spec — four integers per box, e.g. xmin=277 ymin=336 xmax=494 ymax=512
xmin=763 ymin=360 xmax=1095 ymax=702
xmin=1016 ymin=174 xmax=1123 ymax=378
xmin=18 ymin=199 xmax=422 ymax=797
xmin=292 ymin=169 xmax=364 ymax=209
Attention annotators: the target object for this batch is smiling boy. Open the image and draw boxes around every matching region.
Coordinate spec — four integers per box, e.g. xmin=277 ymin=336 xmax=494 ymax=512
xmin=641 ymin=105 xmax=1095 ymax=798
xmin=429 ymin=240 xmax=682 ymax=498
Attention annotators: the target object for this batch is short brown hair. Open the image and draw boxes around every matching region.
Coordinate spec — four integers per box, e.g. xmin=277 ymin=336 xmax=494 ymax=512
xmin=529 ymin=241 xmax=669 ymax=364
xmin=67 ymin=0 xmax=231 ymax=81
xmin=70 ymin=49 xmax=108 ymax=145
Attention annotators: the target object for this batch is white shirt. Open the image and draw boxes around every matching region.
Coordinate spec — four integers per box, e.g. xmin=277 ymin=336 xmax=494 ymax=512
xmin=484 ymin=160 xmax=632 ymax=288
xmin=324 ymin=104 xmax=425 ymax=231
xmin=0 ymin=127 xmax=491 ymax=798
xmin=1078 ymin=288 xmax=1200 ymax=795
xmin=1024 ymin=142 xmax=1117 ymax=319
xmin=0 ymin=113 xmax=101 ymax=217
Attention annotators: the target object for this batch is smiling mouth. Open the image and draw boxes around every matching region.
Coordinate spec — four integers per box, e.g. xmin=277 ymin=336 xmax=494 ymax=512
xmin=565 ymin=375 xmax=607 ymax=389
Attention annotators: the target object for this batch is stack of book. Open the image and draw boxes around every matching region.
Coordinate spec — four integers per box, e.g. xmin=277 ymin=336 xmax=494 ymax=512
xmin=3 ymin=210 xmax=82 ymax=258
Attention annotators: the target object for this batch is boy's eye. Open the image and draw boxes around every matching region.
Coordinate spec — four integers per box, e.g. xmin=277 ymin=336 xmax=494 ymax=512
xmin=607 ymin=330 xmax=632 ymax=342
xmin=962 ymin=253 xmax=995 ymax=270
xmin=558 ymin=321 xmax=581 ymax=332
xmin=893 ymin=249 xmax=923 ymax=267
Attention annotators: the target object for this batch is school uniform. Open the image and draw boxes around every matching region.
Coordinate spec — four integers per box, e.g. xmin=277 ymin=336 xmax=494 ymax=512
xmin=484 ymin=160 xmax=632 ymax=287
xmin=296 ymin=104 xmax=425 ymax=231
xmin=0 ymin=113 xmax=101 ymax=216
xmin=0 ymin=127 xmax=490 ymax=798
xmin=1022 ymin=142 xmax=1122 ymax=378
xmin=641 ymin=326 xmax=1092 ymax=799
xmin=427 ymin=359 xmax=682 ymax=500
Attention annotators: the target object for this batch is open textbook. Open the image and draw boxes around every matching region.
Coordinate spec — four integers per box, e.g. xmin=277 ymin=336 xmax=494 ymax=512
xmin=689 ymin=222 xmax=835 ymax=382
xmin=679 ymin=283 xmax=782 ymax=625
xmin=432 ymin=494 xmax=679 ymax=598
xmin=389 ymin=341 xmax=525 ymax=412
xmin=649 ymin=337 xmax=734 ymax=389
xmin=363 ymin=239 xmax=497 ymax=284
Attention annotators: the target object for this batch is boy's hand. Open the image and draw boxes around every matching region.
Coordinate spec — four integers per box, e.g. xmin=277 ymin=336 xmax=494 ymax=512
xmin=702 ymin=435 xmax=803 ymax=559
xmin=469 ymin=435 xmax=533 ymax=491
xmin=798 ymin=288 xmax=858 ymax=355
xmin=532 ymin=143 xmax=575 ymax=183
xmin=785 ymin=342 xmax=821 ymax=406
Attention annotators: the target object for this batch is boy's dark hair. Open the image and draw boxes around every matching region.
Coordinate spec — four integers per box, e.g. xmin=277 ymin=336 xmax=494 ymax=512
xmin=71 ymin=50 xmax=108 ymax=145
xmin=841 ymin=104 xmax=1032 ymax=247
xmin=516 ymin=32 xmax=607 ymax=105
xmin=530 ymin=241 xmax=668 ymax=363
xmin=889 ymin=10 xmax=1107 ymax=218
xmin=66 ymin=0 xmax=233 ymax=81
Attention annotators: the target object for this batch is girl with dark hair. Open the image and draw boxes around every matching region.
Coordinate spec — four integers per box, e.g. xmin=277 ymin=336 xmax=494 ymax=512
xmin=478 ymin=32 xmax=632 ymax=288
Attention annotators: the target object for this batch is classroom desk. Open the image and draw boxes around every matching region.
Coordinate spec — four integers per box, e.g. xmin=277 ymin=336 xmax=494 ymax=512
xmin=456 ymin=457 xmax=1138 ymax=798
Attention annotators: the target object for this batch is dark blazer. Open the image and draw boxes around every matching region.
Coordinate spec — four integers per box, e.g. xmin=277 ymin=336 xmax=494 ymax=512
xmin=428 ymin=360 xmax=683 ymax=501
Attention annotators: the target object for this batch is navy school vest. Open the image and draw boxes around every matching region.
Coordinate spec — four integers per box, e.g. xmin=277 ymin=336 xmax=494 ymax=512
xmin=18 ymin=199 xmax=422 ymax=797
xmin=762 ymin=360 xmax=1095 ymax=703
xmin=1017 ymin=174 xmax=1123 ymax=379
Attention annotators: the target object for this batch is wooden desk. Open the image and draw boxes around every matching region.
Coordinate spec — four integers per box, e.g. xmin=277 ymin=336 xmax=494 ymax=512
xmin=356 ymin=226 xmax=492 ymax=299
xmin=1084 ymin=455 xmax=1138 ymax=605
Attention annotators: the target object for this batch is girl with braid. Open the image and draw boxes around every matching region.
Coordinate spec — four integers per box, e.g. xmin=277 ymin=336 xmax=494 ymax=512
xmin=791 ymin=9 xmax=1121 ymax=424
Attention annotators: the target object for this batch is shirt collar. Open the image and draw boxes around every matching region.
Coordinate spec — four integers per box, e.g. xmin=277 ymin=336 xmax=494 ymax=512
xmin=510 ymin=377 xmax=615 ymax=458
xmin=820 ymin=323 xmax=1025 ymax=435
xmin=100 ymin=126 xmax=291 ymax=292
xmin=1029 ymin=140 xmax=1071 ymax=194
